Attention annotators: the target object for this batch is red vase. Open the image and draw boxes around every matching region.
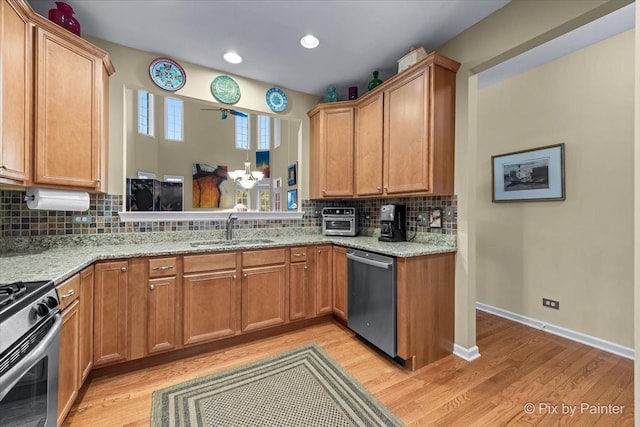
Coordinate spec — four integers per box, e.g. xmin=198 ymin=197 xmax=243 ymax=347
xmin=48 ymin=2 xmax=81 ymax=36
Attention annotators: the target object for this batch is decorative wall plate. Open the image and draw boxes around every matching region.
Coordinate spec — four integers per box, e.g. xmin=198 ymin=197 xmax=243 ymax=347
xmin=266 ymin=87 xmax=288 ymax=112
xmin=211 ymin=75 xmax=241 ymax=104
xmin=149 ymin=58 xmax=186 ymax=91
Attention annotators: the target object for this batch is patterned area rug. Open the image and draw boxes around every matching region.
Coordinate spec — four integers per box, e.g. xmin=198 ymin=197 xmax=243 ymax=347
xmin=151 ymin=343 xmax=404 ymax=427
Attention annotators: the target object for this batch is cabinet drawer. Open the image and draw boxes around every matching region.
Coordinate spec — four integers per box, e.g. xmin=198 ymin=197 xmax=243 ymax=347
xmin=289 ymin=247 xmax=307 ymax=263
xmin=242 ymin=248 xmax=286 ymax=267
xmin=57 ymin=274 xmax=80 ymax=311
xmin=184 ymin=252 xmax=237 ymax=274
xmin=148 ymin=257 xmax=177 ymax=278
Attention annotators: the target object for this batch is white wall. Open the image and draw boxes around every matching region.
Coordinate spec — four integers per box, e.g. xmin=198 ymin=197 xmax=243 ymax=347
xmin=476 ymin=30 xmax=634 ymax=347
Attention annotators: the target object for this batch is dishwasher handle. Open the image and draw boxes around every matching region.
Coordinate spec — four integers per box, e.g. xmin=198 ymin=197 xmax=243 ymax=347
xmin=347 ymin=251 xmax=394 ymax=269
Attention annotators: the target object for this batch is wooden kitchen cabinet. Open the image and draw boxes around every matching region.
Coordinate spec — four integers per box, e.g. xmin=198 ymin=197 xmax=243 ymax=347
xmin=289 ymin=247 xmax=312 ymax=321
xmin=57 ymin=275 xmax=80 ymax=426
xmin=241 ymin=248 xmax=287 ymax=332
xmin=183 ymin=252 xmax=239 ymax=346
xmin=146 ymin=257 xmax=178 ymax=355
xmin=308 ymin=103 xmax=355 ymax=198
xmin=354 ymin=92 xmax=384 ymax=196
xmin=332 ymin=246 xmax=348 ymax=322
xmin=78 ymin=266 xmax=94 ymax=383
xmin=312 ymin=53 xmax=459 ymax=199
xmin=94 ymin=260 xmax=129 ymax=366
xmin=315 ymin=245 xmax=333 ymax=315
xmin=0 ymin=0 xmax=114 ymax=192
xmin=0 ymin=0 xmax=32 ymax=187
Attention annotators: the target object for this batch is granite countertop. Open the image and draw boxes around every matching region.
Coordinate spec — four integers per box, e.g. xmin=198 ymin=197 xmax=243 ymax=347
xmin=0 ymin=230 xmax=456 ymax=285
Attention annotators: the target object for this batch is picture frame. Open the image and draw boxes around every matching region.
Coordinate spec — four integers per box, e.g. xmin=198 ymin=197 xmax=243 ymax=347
xmin=492 ymin=143 xmax=565 ymax=202
xmin=429 ymin=208 xmax=442 ymax=228
xmin=287 ymin=163 xmax=297 ymax=186
xmin=287 ymin=189 xmax=298 ymax=210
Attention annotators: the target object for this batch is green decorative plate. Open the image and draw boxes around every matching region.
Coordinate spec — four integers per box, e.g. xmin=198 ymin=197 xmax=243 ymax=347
xmin=211 ymin=75 xmax=241 ymax=104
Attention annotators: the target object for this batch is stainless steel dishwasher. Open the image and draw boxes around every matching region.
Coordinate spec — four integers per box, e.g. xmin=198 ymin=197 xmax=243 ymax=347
xmin=347 ymin=248 xmax=396 ymax=358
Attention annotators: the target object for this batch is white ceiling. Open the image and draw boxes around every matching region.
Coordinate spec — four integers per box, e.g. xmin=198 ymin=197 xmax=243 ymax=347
xmin=28 ymin=0 xmax=510 ymax=98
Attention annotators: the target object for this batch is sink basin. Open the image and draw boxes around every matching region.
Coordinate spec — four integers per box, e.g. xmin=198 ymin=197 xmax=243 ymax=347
xmin=190 ymin=239 xmax=274 ymax=248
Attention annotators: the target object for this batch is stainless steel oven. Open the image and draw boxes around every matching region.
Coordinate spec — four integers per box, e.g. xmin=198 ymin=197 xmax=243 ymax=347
xmin=322 ymin=207 xmax=358 ymax=236
xmin=0 ymin=281 xmax=61 ymax=427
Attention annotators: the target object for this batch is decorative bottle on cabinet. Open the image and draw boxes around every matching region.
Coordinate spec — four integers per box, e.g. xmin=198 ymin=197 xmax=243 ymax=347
xmin=367 ymin=71 xmax=383 ymax=91
xmin=49 ymin=2 xmax=81 ymax=36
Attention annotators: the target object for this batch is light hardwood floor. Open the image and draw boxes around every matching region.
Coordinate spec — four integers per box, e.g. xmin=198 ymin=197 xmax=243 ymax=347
xmin=63 ymin=311 xmax=634 ymax=426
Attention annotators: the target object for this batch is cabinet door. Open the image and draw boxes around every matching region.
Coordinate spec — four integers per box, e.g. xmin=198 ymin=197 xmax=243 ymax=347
xmin=34 ymin=26 xmax=104 ymax=190
xmin=242 ymin=265 xmax=286 ymax=332
xmin=0 ymin=0 xmax=31 ymax=186
xmin=289 ymin=262 xmax=309 ymax=321
xmin=355 ymin=93 xmax=384 ymax=196
xmin=94 ymin=261 xmax=128 ymax=366
xmin=183 ymin=271 xmax=238 ymax=345
xmin=79 ymin=266 xmax=94 ymax=384
xmin=332 ymin=246 xmax=348 ymax=321
xmin=311 ymin=107 xmax=354 ymax=198
xmin=147 ymin=276 xmax=177 ymax=354
xmin=58 ymin=300 xmax=79 ymax=426
xmin=315 ymin=245 xmax=333 ymax=315
xmin=384 ymin=66 xmax=430 ymax=194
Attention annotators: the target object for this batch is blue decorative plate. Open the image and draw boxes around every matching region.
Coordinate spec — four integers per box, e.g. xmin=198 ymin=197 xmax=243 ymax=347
xmin=149 ymin=58 xmax=186 ymax=91
xmin=266 ymin=87 xmax=288 ymax=112
xmin=211 ymin=75 xmax=241 ymax=104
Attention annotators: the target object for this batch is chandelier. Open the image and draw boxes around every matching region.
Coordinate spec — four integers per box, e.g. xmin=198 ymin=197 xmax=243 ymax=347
xmin=228 ymin=151 xmax=264 ymax=189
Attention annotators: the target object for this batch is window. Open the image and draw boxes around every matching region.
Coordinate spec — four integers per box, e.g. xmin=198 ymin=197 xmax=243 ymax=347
xmin=272 ymin=178 xmax=282 ymax=211
xmin=258 ymin=115 xmax=270 ymax=150
xmin=235 ymin=115 xmax=249 ymax=149
xmin=273 ymin=118 xmax=281 ymax=148
xmin=137 ymin=90 xmax=154 ymax=136
xmin=235 ymin=188 xmax=249 ymax=209
xmin=257 ymin=181 xmax=270 ymax=211
xmin=165 ymin=97 xmax=183 ymax=141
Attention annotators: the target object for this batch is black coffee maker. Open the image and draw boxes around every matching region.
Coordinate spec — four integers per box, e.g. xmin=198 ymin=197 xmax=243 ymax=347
xmin=378 ymin=204 xmax=407 ymax=242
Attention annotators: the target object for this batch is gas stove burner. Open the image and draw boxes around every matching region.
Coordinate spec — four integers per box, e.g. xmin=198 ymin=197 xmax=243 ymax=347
xmin=0 ymin=282 xmax=28 ymax=309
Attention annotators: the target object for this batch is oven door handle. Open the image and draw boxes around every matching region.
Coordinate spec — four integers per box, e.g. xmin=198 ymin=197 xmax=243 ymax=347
xmin=347 ymin=252 xmax=393 ymax=269
xmin=0 ymin=313 xmax=62 ymax=402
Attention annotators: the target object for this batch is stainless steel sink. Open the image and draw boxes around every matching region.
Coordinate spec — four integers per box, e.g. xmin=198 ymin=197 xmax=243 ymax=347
xmin=190 ymin=239 xmax=274 ymax=248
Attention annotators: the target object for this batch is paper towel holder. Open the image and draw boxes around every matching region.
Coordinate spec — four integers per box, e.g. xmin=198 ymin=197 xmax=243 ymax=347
xmin=24 ymin=187 xmax=91 ymax=212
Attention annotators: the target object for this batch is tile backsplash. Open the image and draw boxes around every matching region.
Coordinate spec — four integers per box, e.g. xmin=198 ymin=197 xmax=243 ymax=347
xmin=0 ymin=190 xmax=456 ymax=238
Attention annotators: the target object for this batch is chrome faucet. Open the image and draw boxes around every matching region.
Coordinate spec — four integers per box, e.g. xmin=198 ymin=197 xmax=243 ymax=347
xmin=226 ymin=214 xmax=238 ymax=240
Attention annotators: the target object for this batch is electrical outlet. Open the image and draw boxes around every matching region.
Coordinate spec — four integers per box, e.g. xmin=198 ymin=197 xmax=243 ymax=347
xmin=444 ymin=206 xmax=455 ymax=221
xmin=72 ymin=214 xmax=92 ymax=224
xmin=416 ymin=213 xmax=428 ymax=226
xmin=542 ymin=298 xmax=560 ymax=310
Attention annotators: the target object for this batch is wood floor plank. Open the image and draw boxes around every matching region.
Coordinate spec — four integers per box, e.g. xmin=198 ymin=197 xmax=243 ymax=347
xmin=62 ymin=311 xmax=634 ymax=426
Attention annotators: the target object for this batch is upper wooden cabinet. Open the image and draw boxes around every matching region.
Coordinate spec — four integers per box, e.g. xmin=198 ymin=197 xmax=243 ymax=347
xmin=308 ymin=104 xmax=355 ymax=198
xmin=0 ymin=0 xmax=115 ymax=192
xmin=0 ymin=0 xmax=32 ymax=186
xmin=309 ymin=52 xmax=459 ymax=198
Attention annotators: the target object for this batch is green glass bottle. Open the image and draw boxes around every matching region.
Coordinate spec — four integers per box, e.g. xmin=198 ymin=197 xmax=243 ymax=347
xmin=368 ymin=71 xmax=383 ymax=91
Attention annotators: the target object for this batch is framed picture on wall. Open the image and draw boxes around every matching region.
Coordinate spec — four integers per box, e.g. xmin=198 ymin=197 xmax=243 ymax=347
xmin=287 ymin=189 xmax=298 ymax=210
xmin=492 ymin=143 xmax=565 ymax=202
xmin=287 ymin=163 xmax=297 ymax=186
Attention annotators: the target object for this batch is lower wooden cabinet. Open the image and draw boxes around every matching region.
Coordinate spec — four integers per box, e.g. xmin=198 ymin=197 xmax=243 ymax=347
xmin=58 ymin=299 xmax=79 ymax=426
xmin=147 ymin=276 xmax=177 ymax=354
xmin=332 ymin=246 xmax=348 ymax=321
xmin=78 ymin=266 xmax=94 ymax=383
xmin=315 ymin=245 xmax=333 ymax=315
xmin=289 ymin=247 xmax=313 ymax=321
xmin=242 ymin=264 xmax=286 ymax=332
xmin=94 ymin=260 xmax=129 ymax=366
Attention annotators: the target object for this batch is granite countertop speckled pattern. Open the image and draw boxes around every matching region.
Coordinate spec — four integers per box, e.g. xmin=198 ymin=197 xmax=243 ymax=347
xmin=0 ymin=230 xmax=456 ymax=285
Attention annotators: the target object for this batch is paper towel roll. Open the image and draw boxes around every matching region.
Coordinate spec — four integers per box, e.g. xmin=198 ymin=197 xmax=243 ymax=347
xmin=26 ymin=188 xmax=90 ymax=211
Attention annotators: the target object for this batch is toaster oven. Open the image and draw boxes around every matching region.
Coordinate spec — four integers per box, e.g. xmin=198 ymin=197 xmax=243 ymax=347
xmin=322 ymin=207 xmax=358 ymax=236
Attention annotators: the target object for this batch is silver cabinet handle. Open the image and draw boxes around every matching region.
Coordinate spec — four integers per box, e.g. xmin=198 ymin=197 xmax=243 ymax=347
xmin=293 ymin=253 xmax=304 ymax=257
xmin=149 ymin=284 xmax=154 ymax=290
xmin=60 ymin=289 xmax=75 ymax=299
xmin=377 ymin=186 xmax=381 ymax=191
xmin=120 ymin=266 xmax=127 ymax=272
xmin=304 ymin=265 xmax=308 ymax=270
xmin=149 ymin=283 xmax=169 ymax=290
xmin=243 ymin=273 xmax=248 ymax=278
xmin=232 ymin=274 xmax=237 ymax=280
xmin=152 ymin=265 xmax=174 ymax=271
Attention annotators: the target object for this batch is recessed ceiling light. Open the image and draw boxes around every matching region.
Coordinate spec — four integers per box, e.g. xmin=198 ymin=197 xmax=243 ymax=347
xmin=224 ymin=51 xmax=242 ymax=64
xmin=300 ymin=34 xmax=319 ymax=49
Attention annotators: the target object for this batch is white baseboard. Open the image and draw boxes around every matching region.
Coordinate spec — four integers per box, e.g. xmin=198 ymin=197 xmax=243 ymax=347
xmin=476 ymin=302 xmax=634 ymax=360
xmin=453 ymin=344 xmax=481 ymax=361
